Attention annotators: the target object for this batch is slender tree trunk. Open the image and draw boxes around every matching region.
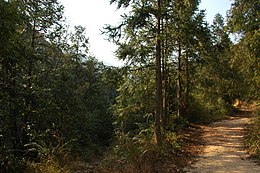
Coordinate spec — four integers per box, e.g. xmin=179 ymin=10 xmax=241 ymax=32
xmin=161 ymin=18 xmax=166 ymax=129
xmin=165 ymin=66 xmax=169 ymax=123
xmin=155 ymin=0 xmax=162 ymax=145
xmin=185 ymin=48 xmax=189 ymax=118
xmin=164 ymin=18 xmax=169 ymax=126
xmin=29 ymin=20 xmax=35 ymax=85
xmin=177 ymin=41 xmax=182 ymax=117
xmin=161 ymin=17 xmax=169 ymax=129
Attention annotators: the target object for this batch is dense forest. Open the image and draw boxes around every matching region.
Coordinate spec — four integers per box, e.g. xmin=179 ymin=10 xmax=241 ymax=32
xmin=0 ymin=0 xmax=259 ymax=172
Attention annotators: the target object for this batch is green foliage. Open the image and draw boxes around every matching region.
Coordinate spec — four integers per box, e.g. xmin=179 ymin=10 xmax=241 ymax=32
xmin=103 ymin=2 xmax=240 ymax=170
xmin=102 ymin=131 xmax=142 ymax=171
xmin=24 ymin=134 xmax=71 ymax=173
xmin=189 ymin=93 xmax=231 ymax=123
xmin=227 ymin=0 xmax=260 ymax=100
xmin=227 ymin=0 xmax=259 ymax=33
xmin=113 ymin=67 xmax=155 ymax=133
xmin=26 ymin=156 xmax=70 ymax=173
xmin=0 ymin=150 xmax=27 ymax=173
xmin=105 ymin=67 xmax=156 ymax=170
xmin=245 ymin=107 xmax=260 ymax=160
xmin=229 ymin=32 xmax=260 ymax=100
xmin=187 ymin=13 xmax=235 ymax=123
xmin=0 ymin=0 xmax=118 ymax=172
xmin=1 ymin=0 xmax=258 ymax=172
xmin=101 ymin=126 xmax=181 ymax=172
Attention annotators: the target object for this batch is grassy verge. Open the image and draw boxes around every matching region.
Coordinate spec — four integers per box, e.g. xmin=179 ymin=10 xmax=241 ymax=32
xmin=99 ymin=123 xmax=203 ymax=173
xmin=245 ymin=105 xmax=260 ymax=161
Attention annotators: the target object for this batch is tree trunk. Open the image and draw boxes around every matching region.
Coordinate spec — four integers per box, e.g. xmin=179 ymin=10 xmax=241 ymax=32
xmin=184 ymin=48 xmax=189 ymax=118
xmin=161 ymin=17 xmax=169 ymax=129
xmin=161 ymin=18 xmax=166 ymax=129
xmin=164 ymin=17 xmax=170 ymax=127
xmin=177 ymin=41 xmax=182 ymax=117
xmin=155 ymin=0 xmax=162 ymax=145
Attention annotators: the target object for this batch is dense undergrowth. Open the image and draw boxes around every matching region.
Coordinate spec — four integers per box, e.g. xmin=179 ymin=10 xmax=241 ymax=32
xmin=188 ymin=95 xmax=233 ymax=124
xmin=99 ymin=100 xmax=233 ymax=172
xmin=101 ymin=130 xmax=181 ymax=172
xmin=245 ymin=104 xmax=260 ymax=161
xmin=0 ymin=102 xmax=239 ymax=173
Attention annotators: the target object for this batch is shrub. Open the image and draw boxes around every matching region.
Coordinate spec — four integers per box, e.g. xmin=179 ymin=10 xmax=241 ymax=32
xmin=188 ymin=93 xmax=231 ymax=124
xmin=245 ymin=107 xmax=260 ymax=160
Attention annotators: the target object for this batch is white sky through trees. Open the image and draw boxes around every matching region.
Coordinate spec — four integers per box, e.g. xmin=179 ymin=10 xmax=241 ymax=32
xmin=60 ymin=0 xmax=233 ymax=66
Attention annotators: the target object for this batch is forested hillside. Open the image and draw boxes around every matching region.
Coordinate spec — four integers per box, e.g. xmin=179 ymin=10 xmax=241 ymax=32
xmin=0 ymin=0 xmax=259 ymax=172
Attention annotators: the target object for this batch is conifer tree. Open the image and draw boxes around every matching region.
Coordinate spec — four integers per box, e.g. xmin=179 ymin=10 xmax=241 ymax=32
xmin=227 ymin=0 xmax=260 ymax=100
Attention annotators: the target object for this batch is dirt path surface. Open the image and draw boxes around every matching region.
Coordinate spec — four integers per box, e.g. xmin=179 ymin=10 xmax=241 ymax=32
xmin=185 ymin=110 xmax=260 ymax=173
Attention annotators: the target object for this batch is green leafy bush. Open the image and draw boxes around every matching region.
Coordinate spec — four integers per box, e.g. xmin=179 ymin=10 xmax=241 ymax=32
xmin=188 ymin=93 xmax=231 ymax=124
xmin=245 ymin=107 xmax=260 ymax=160
xmin=101 ymin=131 xmax=142 ymax=172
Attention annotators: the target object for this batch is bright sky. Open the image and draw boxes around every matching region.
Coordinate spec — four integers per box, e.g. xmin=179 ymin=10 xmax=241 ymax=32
xmin=60 ymin=0 xmax=233 ymax=66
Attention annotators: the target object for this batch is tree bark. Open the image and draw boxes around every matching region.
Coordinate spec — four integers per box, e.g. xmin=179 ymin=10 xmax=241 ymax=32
xmin=161 ymin=18 xmax=166 ymax=129
xmin=161 ymin=17 xmax=169 ymax=129
xmin=177 ymin=41 xmax=182 ymax=117
xmin=185 ymin=48 xmax=189 ymax=118
xmin=155 ymin=0 xmax=162 ymax=145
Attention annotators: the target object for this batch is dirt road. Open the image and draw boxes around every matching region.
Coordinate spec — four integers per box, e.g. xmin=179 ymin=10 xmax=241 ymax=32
xmin=185 ymin=110 xmax=260 ymax=173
